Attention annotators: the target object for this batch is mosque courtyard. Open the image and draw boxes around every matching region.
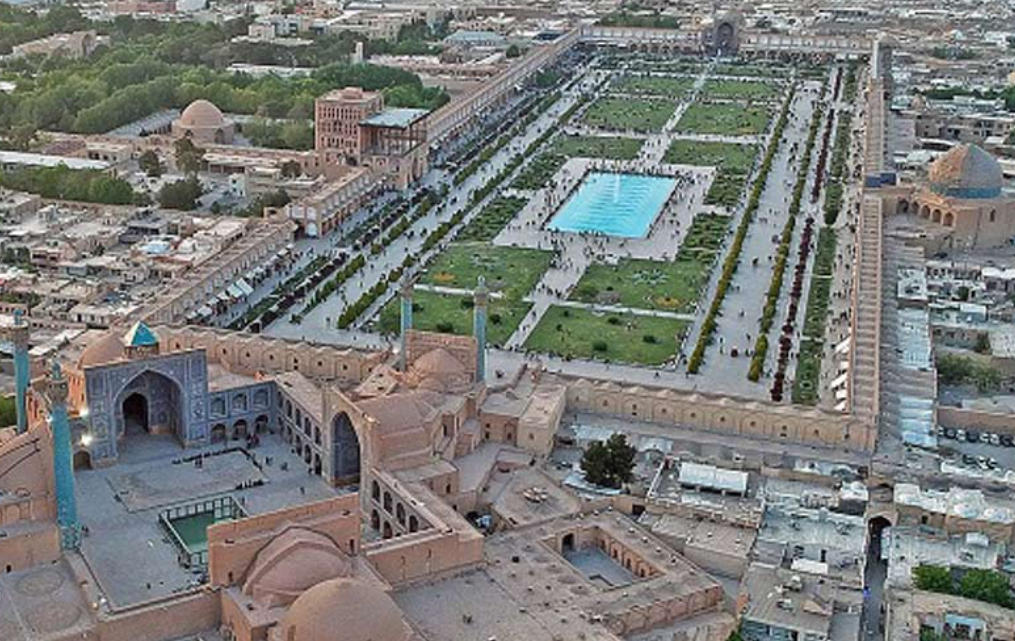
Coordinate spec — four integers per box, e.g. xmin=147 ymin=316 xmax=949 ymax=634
xmin=72 ymin=431 xmax=346 ymax=607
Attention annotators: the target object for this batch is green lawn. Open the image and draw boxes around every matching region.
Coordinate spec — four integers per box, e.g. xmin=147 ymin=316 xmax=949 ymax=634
xmin=420 ymin=243 xmax=552 ymax=300
xmin=456 ymin=196 xmax=526 ymax=242
xmin=511 ymin=153 xmax=567 ymax=190
xmin=701 ymin=79 xmax=781 ymax=101
xmin=663 ymin=140 xmax=758 ymax=207
xmin=569 ymin=214 xmax=729 ymax=313
xmin=377 ymin=289 xmax=531 ymax=347
xmin=713 ymin=63 xmax=788 ymax=78
xmin=582 ymin=97 xmax=675 ymax=133
xmin=524 ymin=306 xmax=689 ymax=366
xmin=552 ymin=135 xmax=643 ymax=160
xmin=610 ymin=74 xmax=694 ymax=97
xmin=676 ymin=102 xmax=771 ymax=136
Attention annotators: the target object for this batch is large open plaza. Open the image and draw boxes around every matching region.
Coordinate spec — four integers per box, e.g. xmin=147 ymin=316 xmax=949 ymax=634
xmin=330 ymin=54 xmax=848 ymax=402
xmin=9 ymin=4 xmax=1015 ymax=640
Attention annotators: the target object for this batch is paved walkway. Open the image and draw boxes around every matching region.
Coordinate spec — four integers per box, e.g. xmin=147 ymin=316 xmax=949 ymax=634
xmin=263 ymin=88 xmax=583 ymax=342
xmin=683 ymin=78 xmax=829 ymax=397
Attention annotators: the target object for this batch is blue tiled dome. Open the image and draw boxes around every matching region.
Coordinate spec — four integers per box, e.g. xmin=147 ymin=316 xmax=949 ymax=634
xmin=928 ymin=144 xmax=1003 ymax=199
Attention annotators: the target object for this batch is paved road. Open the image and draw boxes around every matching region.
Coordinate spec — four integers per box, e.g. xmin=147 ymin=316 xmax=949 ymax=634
xmin=860 ymin=519 xmax=888 ymax=641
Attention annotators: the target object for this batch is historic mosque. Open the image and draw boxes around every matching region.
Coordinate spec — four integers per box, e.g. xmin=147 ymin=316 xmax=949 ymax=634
xmin=888 ymin=143 xmax=1015 ymax=250
xmin=0 ymin=277 xmax=739 ymax=641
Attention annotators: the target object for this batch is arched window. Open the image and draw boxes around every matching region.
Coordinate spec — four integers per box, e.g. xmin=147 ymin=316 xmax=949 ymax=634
xmin=383 ymin=491 xmax=392 ymax=513
xmin=372 ymin=480 xmax=380 ymax=501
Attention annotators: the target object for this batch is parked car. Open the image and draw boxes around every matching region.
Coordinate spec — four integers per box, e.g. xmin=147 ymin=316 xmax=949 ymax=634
xmin=1000 ymin=434 xmax=1014 ymax=447
xmin=944 ymin=427 xmax=958 ymax=439
xmin=980 ymin=432 xmax=992 ymax=444
xmin=989 ymin=433 xmax=1001 ymax=446
xmin=962 ymin=454 xmax=977 ymax=465
xmin=966 ymin=430 xmax=980 ymax=443
xmin=957 ymin=429 xmax=967 ymax=441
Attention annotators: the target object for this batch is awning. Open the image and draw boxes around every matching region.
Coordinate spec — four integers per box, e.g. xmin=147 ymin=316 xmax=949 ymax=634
xmin=236 ymin=279 xmax=254 ymax=296
xmin=217 ymin=292 xmax=230 ymax=303
xmin=226 ymin=284 xmax=243 ymax=299
xmin=198 ymin=305 xmax=214 ymax=317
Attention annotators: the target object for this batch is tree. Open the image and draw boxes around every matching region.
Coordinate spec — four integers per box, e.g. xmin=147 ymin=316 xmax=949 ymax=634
xmin=158 ymin=176 xmax=202 ymax=210
xmin=280 ymin=160 xmax=302 ymax=178
xmin=957 ymin=569 xmax=1013 ymax=608
xmin=974 ymin=332 xmax=991 ymax=355
xmin=174 ymin=137 xmax=205 ymax=175
xmin=0 ymin=395 xmax=16 ymax=427
xmin=506 ymin=44 xmax=521 ymax=58
xmin=138 ymin=149 xmax=163 ymax=177
xmin=912 ymin=565 xmax=953 ymax=594
xmin=581 ymin=433 xmax=636 ymax=489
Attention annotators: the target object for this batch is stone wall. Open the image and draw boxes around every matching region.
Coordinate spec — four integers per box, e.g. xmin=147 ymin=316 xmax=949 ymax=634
xmin=206 ymin=494 xmax=360 ymax=588
xmin=97 ymin=590 xmax=220 ymax=641
xmin=937 ymin=406 xmax=1015 ymax=435
xmin=564 ymin=378 xmax=875 ymax=452
xmin=156 ymin=325 xmax=386 ymax=385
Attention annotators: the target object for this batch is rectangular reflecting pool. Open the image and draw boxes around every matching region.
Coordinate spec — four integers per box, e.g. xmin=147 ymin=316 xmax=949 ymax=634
xmin=547 ymin=171 xmax=676 ymax=238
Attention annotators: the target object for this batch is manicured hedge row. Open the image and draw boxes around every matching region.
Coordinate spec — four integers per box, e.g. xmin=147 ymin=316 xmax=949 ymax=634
xmin=299 ymin=255 xmax=366 ymax=316
xmin=452 ymin=90 xmax=562 ymax=187
xmin=686 ymin=86 xmax=797 ymax=374
xmin=745 ymin=98 xmax=826 ymax=382
xmin=823 ymin=110 xmax=852 ymax=225
xmin=339 ymin=90 xmax=590 ymax=330
xmin=792 ymin=228 xmax=837 ymax=404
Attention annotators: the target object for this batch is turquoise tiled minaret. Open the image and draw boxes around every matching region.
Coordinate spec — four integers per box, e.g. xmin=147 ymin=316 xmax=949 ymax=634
xmin=48 ymin=360 xmax=80 ymax=550
xmin=473 ymin=276 xmax=487 ymax=383
xmin=11 ymin=309 xmax=29 ymax=433
xmin=399 ymin=277 xmax=413 ymax=370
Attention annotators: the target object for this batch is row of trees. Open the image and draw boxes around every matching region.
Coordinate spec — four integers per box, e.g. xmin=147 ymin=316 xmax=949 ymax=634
xmin=0 ymin=14 xmax=448 ymax=144
xmin=0 ymin=4 xmax=89 ymax=55
xmin=0 ymin=165 xmax=139 ymax=204
xmin=242 ymin=118 xmax=314 ymax=150
xmin=913 ymin=564 xmax=1013 ymax=609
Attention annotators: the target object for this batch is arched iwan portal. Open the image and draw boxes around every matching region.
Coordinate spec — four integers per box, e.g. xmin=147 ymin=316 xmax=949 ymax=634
xmin=331 ymin=412 xmax=361 ymax=486
xmin=115 ymin=370 xmax=185 ymax=446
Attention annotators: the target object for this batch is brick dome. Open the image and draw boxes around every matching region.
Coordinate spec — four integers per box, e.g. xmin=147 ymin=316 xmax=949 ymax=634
xmin=178 ymin=99 xmax=226 ymax=128
xmin=280 ymin=578 xmax=411 ymax=641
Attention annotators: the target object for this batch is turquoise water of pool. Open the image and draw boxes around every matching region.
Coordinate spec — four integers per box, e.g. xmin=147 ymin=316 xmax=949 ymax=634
xmin=547 ymin=172 xmax=676 ymax=238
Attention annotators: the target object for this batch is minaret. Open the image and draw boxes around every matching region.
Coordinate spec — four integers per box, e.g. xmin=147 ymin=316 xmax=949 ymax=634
xmin=11 ymin=309 xmax=29 ymax=433
xmin=47 ymin=361 xmax=79 ymax=550
xmin=473 ymin=276 xmax=487 ymax=383
xmin=399 ymin=276 xmax=413 ymax=371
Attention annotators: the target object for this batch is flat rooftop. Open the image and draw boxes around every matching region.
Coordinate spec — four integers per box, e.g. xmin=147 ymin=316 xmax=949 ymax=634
xmin=361 ymin=108 xmax=429 ymax=128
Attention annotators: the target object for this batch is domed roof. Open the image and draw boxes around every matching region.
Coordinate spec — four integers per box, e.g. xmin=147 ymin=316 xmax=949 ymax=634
xmin=408 ymin=348 xmax=471 ymax=393
xmin=77 ymin=330 xmax=124 ymax=369
xmin=242 ymin=528 xmax=352 ymax=608
xmin=280 ymin=578 xmax=411 ymax=641
xmin=928 ymin=144 xmax=1003 ymax=199
xmin=411 ymin=347 xmax=466 ymax=378
xmin=178 ymin=99 xmax=226 ymax=128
